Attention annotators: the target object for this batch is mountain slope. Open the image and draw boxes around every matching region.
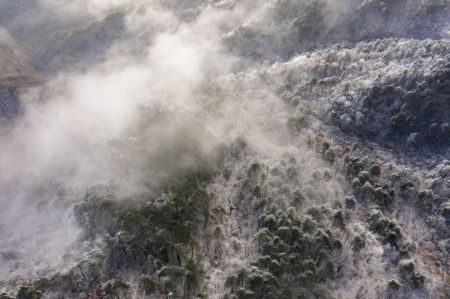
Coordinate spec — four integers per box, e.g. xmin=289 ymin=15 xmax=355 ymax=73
xmin=0 ymin=1 xmax=449 ymax=298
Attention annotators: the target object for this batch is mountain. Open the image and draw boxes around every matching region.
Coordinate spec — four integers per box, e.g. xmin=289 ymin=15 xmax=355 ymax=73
xmin=0 ymin=1 xmax=449 ymax=298
xmin=0 ymin=39 xmax=40 ymax=118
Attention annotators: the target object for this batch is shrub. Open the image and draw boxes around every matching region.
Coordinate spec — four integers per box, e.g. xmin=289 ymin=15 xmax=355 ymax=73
xmin=368 ymin=211 xmax=402 ymax=247
xmin=358 ymin=171 xmax=370 ymax=184
xmin=292 ymin=190 xmax=305 ymax=206
xmin=104 ymin=278 xmax=130 ymax=297
xmin=141 ymin=276 xmax=157 ymax=295
xmin=347 ymin=174 xmax=359 ymax=187
xmin=324 ymin=149 xmax=336 ymax=164
xmin=439 ymin=202 xmax=450 ymax=222
xmin=332 ymin=211 xmax=345 ymax=230
xmin=352 ymin=235 xmax=366 ymax=252
xmin=369 ymin=163 xmax=381 ymax=177
xmin=344 ymin=196 xmax=357 ymax=209
xmin=16 ymin=287 xmax=43 ymax=299
xmin=302 ymin=216 xmax=315 ymax=233
xmin=373 ymin=187 xmax=393 ymax=208
xmin=387 ymin=279 xmax=402 ymax=290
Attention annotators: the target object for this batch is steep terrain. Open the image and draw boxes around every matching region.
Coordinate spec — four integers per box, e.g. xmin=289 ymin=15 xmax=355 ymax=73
xmin=0 ymin=1 xmax=449 ymax=299
xmin=0 ymin=37 xmax=40 ymax=118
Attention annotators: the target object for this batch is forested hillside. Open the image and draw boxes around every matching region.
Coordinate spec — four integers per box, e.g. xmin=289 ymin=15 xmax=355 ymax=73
xmin=0 ymin=1 xmax=449 ymax=298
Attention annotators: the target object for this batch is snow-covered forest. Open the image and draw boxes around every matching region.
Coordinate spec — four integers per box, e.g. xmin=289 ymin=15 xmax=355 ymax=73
xmin=0 ymin=1 xmax=449 ymax=298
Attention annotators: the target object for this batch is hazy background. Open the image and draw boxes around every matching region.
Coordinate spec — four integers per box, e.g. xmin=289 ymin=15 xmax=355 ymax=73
xmin=0 ymin=0 xmax=288 ymax=280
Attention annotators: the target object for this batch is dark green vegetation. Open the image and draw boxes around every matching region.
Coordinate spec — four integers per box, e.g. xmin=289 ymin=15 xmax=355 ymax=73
xmin=3 ymin=124 xmax=448 ymax=299
xmin=16 ymin=174 xmax=212 ymax=298
xmin=224 ymin=160 xmax=343 ymax=299
xmin=329 ymin=142 xmax=437 ymax=293
xmin=0 ymin=287 xmax=43 ymax=299
xmin=1 ymin=2 xmax=449 ymax=298
xmin=224 ymin=213 xmax=340 ymax=298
